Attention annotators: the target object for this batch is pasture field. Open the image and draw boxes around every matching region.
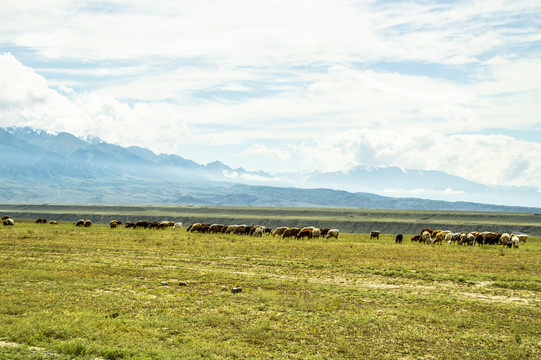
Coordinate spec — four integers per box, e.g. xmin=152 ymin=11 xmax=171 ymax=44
xmin=0 ymin=220 xmax=540 ymax=359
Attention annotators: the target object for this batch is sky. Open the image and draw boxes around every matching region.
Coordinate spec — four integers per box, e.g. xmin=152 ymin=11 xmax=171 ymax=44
xmin=1 ymin=0 xmax=541 ymax=201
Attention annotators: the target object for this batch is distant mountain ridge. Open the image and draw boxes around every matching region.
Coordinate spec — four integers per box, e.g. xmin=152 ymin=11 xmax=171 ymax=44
xmin=1 ymin=126 xmax=540 ymax=212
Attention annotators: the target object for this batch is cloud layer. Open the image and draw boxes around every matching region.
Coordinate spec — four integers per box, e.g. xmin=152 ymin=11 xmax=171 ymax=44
xmin=1 ymin=0 xmax=540 ymax=199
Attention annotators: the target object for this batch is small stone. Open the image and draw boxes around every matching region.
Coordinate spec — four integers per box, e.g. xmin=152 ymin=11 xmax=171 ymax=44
xmin=160 ymin=281 xmax=168 ymax=286
xmin=231 ymin=286 xmax=242 ymax=294
xmin=221 ymin=285 xmax=228 ymax=291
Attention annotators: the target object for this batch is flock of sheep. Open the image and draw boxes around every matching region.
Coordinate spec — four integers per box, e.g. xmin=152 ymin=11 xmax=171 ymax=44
xmin=185 ymin=223 xmax=340 ymax=239
xmin=1 ymin=216 xmax=529 ymax=248
xmin=410 ymin=228 xmax=527 ymax=248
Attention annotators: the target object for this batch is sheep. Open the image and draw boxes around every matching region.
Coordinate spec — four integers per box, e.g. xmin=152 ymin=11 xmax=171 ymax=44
xmin=3 ymin=218 xmax=14 ymax=226
xmin=410 ymin=234 xmax=422 ymax=242
xmin=110 ymin=220 xmax=122 ymax=228
xmin=83 ymin=220 xmax=92 ymax=227
xmin=511 ymin=236 xmax=520 ymax=248
xmin=208 ymin=224 xmax=226 ymax=233
xmin=249 ymin=225 xmax=262 ymax=236
xmin=225 ymin=225 xmax=238 ymax=234
xmin=432 ymin=232 xmax=446 ymax=245
xmin=395 ymin=234 xmax=403 ymax=244
xmin=282 ymin=228 xmax=301 ymax=239
xmin=511 ymin=233 xmax=528 ymax=243
xmin=253 ymin=226 xmax=266 ymax=237
xmin=134 ymin=220 xmax=149 ymax=229
xmin=234 ymin=225 xmax=250 ymax=235
xmin=421 ymin=231 xmax=432 ymax=244
xmin=319 ymin=228 xmax=331 ymax=236
xmin=296 ymin=228 xmax=313 ymax=240
xmin=499 ymin=233 xmax=510 ymax=246
xmin=272 ymin=227 xmax=288 ymax=237
xmin=173 ymin=222 xmax=183 ymax=229
xmin=326 ymin=229 xmax=340 ymax=239
xmin=369 ymin=231 xmax=381 ymax=240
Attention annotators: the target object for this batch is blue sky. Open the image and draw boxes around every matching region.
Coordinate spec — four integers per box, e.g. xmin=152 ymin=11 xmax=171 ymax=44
xmin=1 ymin=0 xmax=541 ymax=202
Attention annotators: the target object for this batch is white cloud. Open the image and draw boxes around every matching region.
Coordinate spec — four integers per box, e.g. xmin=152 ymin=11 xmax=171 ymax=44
xmin=300 ymin=129 xmax=541 ymax=190
xmin=0 ymin=53 xmax=188 ymax=154
xmin=1 ymin=0 xmax=540 ymax=199
xmin=241 ymin=144 xmax=291 ymax=162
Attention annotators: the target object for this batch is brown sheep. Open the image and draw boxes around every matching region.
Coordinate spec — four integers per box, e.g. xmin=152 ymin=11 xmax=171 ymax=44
xmin=272 ymin=227 xmax=288 ymax=237
xmin=411 ymin=234 xmax=422 ymax=242
xmin=282 ymin=228 xmax=301 ymax=239
xmin=296 ymin=228 xmax=313 ymax=240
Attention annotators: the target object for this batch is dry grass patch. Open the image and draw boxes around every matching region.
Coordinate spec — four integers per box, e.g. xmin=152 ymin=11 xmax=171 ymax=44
xmin=0 ymin=222 xmax=539 ymax=359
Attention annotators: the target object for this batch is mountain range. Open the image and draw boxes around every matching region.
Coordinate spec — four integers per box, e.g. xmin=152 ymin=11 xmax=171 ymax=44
xmin=1 ymin=126 xmax=540 ymax=213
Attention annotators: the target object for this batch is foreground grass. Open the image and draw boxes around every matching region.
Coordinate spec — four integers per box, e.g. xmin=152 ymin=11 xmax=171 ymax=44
xmin=0 ymin=222 xmax=540 ymax=359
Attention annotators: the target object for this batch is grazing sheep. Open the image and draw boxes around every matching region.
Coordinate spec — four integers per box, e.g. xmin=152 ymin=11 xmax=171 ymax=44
xmin=499 ymin=233 xmax=510 ymax=246
xmin=234 ymin=225 xmax=250 ymax=235
xmin=272 ymin=227 xmax=288 ymax=237
xmin=134 ymin=220 xmax=149 ymax=229
xmin=369 ymin=231 xmax=381 ymax=240
xmin=83 ymin=220 xmax=92 ymax=227
xmin=475 ymin=234 xmax=484 ymax=246
xmin=432 ymin=232 xmax=447 ymax=245
xmin=3 ymin=218 xmax=14 ymax=226
xmin=75 ymin=219 xmax=85 ymax=227
xmin=511 ymin=234 xmax=528 ymax=243
xmin=282 ymin=228 xmax=301 ymax=239
xmin=319 ymin=228 xmax=331 ymax=237
xmin=410 ymin=234 xmax=422 ymax=242
xmin=249 ymin=225 xmax=262 ymax=236
xmin=395 ymin=234 xmax=403 ymax=244
xmin=326 ymin=229 xmax=340 ymax=239
xmin=253 ymin=226 xmax=266 ymax=237
xmin=296 ymin=228 xmax=313 ymax=240
xmin=208 ymin=224 xmax=226 ymax=233
xmin=173 ymin=222 xmax=183 ymax=229
xmin=421 ymin=231 xmax=432 ymax=244
xmin=511 ymin=236 xmax=520 ymax=248
xmin=109 ymin=220 xmax=122 ymax=228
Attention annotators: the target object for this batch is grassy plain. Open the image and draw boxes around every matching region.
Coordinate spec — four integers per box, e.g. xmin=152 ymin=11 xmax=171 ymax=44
xmin=0 ymin=220 xmax=540 ymax=359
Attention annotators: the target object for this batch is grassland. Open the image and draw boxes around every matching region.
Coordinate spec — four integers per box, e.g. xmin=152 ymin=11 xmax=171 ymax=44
xmin=0 ymin=219 xmax=540 ymax=359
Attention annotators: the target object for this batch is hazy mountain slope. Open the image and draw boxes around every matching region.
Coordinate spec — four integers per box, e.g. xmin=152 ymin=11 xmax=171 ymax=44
xmin=1 ymin=127 xmax=539 ymax=212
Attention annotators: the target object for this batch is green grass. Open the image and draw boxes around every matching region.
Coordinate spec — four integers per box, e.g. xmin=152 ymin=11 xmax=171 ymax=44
xmin=0 ymin=221 xmax=540 ymax=359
